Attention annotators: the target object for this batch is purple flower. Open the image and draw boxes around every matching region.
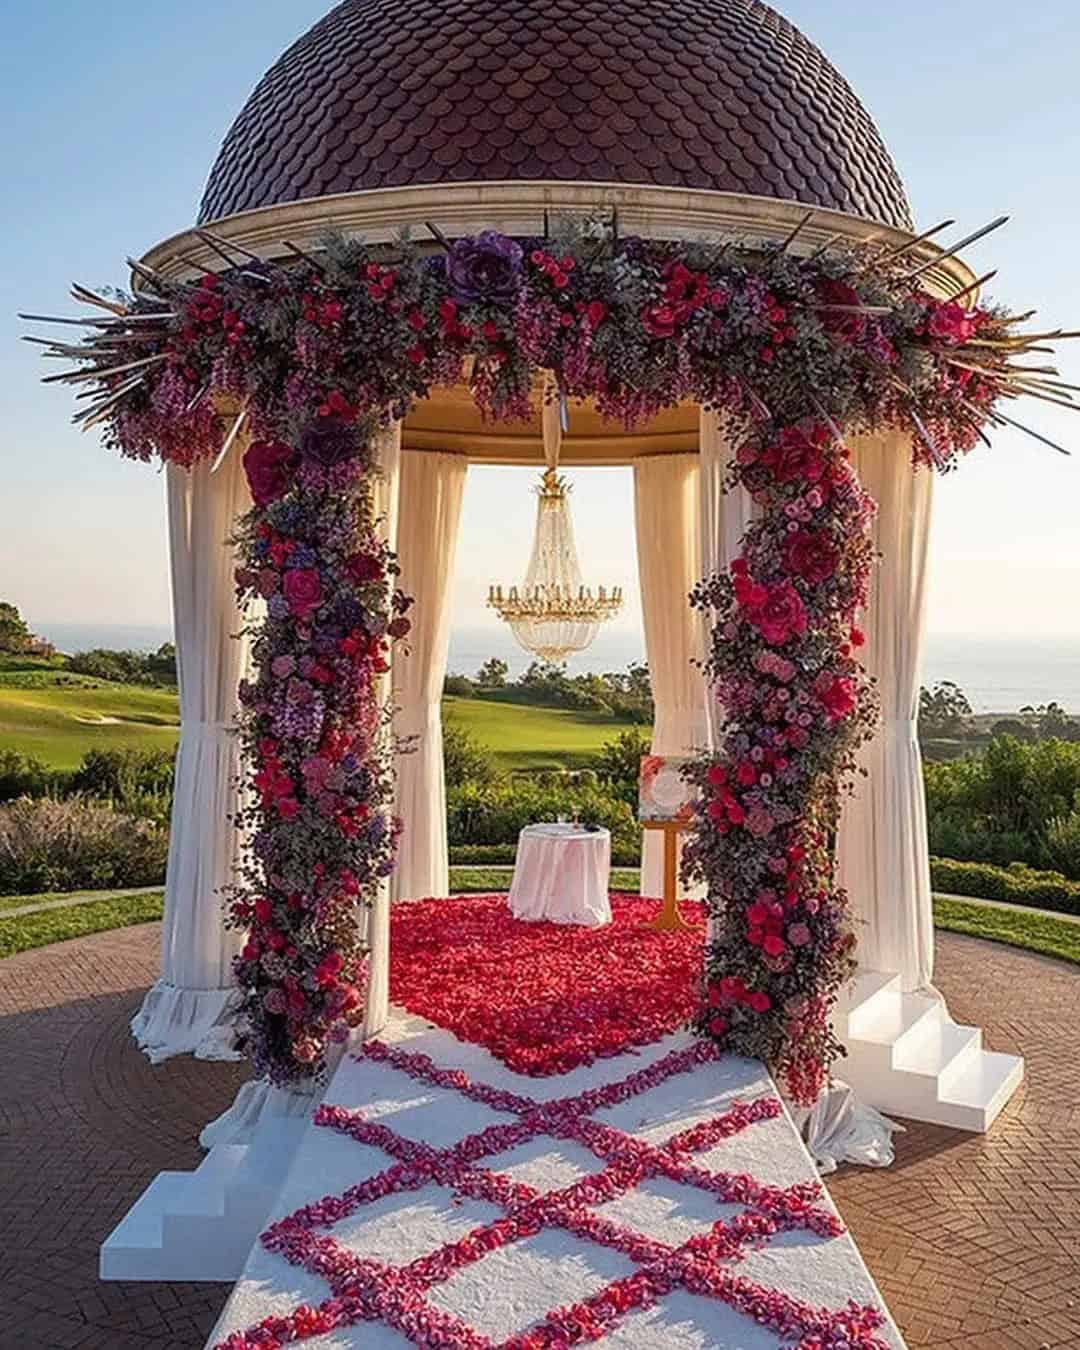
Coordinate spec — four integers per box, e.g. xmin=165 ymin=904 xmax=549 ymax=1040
xmin=446 ymin=231 xmax=522 ymax=305
xmin=300 ymin=416 xmax=360 ymax=468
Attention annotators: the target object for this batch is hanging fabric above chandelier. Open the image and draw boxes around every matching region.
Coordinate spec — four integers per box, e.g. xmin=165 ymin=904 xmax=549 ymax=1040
xmin=489 ymin=386 xmax=623 ymax=662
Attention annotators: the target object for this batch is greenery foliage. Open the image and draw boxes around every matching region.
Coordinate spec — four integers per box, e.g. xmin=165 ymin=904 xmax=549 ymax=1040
xmin=447 ymin=779 xmax=640 ymax=865
xmin=67 ymin=643 xmax=177 ymax=686
xmin=444 ymin=660 xmax=653 ymax=723
xmin=0 ymin=797 xmax=168 ymax=895
xmin=930 ymin=855 xmax=1080 ymax=916
xmin=925 ymin=736 xmax=1080 ymax=878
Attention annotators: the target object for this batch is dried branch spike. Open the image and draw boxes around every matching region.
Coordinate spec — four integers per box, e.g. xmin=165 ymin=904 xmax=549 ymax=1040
xmin=904 ymin=216 xmax=1010 ymax=281
xmin=424 ymin=222 xmax=452 ymax=252
xmin=880 ymin=218 xmax=956 ymax=260
xmin=778 ymin=209 xmax=815 ymax=253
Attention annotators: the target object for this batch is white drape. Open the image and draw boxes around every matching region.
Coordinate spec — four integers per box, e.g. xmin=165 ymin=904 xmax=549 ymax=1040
xmin=633 ymin=453 xmax=706 ymax=897
xmin=837 ymin=433 xmax=936 ymax=991
xmin=363 ymin=422 xmax=402 ymax=1038
xmin=131 ymin=450 xmax=251 ymax=1064
xmin=698 ymin=408 xmax=756 ymax=748
xmin=390 ymin=450 xmax=467 ymax=903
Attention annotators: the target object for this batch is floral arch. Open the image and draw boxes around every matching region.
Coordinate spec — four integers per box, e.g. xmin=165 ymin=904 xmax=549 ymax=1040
xmin=28 ymin=212 xmax=1073 ymax=1105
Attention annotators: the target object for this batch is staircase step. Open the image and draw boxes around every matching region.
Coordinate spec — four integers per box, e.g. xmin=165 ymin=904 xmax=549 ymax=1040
xmin=938 ymin=1050 xmax=1024 ymax=1132
xmin=836 ymin=970 xmax=901 ymax=1035
xmin=851 ymin=990 xmax=939 ymax=1050
xmin=894 ymin=1018 xmax=982 ymax=1088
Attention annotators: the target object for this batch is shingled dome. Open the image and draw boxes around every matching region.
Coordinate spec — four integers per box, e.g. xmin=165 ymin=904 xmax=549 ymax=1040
xmin=198 ymin=0 xmax=912 ymax=231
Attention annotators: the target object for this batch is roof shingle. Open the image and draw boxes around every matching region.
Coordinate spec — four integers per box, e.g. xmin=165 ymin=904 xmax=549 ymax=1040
xmin=198 ymin=0 xmax=912 ymax=230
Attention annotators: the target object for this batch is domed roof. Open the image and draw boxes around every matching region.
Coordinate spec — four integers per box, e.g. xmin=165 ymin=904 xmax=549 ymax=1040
xmin=198 ymin=0 xmax=912 ymax=231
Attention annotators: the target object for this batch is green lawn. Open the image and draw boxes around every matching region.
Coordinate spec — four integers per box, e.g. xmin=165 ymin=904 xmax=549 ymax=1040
xmin=443 ymin=695 xmax=639 ymax=771
xmin=0 ymin=891 xmax=165 ymax=958
xmin=0 ymin=682 xmax=179 ymax=768
xmin=0 ymin=684 xmax=634 ymax=773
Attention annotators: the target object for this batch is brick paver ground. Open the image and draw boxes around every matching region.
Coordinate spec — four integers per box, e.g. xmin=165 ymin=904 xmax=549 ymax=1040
xmin=0 ymin=923 xmax=1076 ymax=1350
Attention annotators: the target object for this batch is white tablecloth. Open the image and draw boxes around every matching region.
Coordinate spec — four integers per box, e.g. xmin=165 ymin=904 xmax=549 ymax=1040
xmin=508 ymin=823 xmax=612 ymax=927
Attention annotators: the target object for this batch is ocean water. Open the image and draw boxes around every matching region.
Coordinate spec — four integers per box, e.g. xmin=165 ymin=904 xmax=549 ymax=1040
xmin=35 ymin=621 xmax=1080 ymax=714
xmin=446 ymin=627 xmax=1080 ymax=715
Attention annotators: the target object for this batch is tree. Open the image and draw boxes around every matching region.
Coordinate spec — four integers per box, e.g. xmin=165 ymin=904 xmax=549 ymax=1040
xmin=1019 ymin=702 xmax=1078 ymax=742
xmin=0 ymin=602 xmax=30 ymax=654
xmin=442 ymin=721 xmax=499 ymax=788
xmin=592 ymin=727 xmax=652 ymax=809
xmin=918 ymin=681 xmax=973 ymax=739
xmin=476 ymin=657 xmax=509 ymax=689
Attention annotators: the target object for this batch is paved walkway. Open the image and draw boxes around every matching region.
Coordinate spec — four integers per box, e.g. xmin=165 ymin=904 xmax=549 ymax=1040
xmin=0 ymin=923 xmax=1077 ymax=1349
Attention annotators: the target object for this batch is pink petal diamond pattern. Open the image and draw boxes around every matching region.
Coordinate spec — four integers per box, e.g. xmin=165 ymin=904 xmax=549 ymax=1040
xmin=215 ymin=1041 xmax=891 ymax=1349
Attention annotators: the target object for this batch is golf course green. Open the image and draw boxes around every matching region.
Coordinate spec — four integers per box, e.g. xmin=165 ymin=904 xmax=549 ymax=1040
xmin=0 ymin=679 xmax=638 ymax=771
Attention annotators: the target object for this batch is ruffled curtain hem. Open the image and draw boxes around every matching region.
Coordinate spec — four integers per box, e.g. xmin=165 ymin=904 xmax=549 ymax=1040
xmin=130 ymin=979 xmax=244 ymax=1066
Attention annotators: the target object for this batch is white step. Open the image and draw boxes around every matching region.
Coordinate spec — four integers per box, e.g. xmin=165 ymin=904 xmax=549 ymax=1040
xmin=101 ymin=1115 xmax=310 ymax=1281
xmin=937 ymin=1049 xmax=1025 ymax=1132
xmin=836 ymin=968 xmax=1024 ymax=1133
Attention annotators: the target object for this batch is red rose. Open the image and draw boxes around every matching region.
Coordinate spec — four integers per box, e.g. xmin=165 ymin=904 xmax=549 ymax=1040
xmin=747 ymin=580 xmax=808 ymax=646
xmin=283 ymin=567 xmax=322 ymax=619
xmin=816 ymin=277 xmax=866 ymax=343
xmin=243 ymin=439 xmax=295 ymax=507
xmin=347 ymin=552 xmax=384 ymax=583
xmin=926 ymin=300 xmax=980 ymax=346
xmin=814 ymin=672 xmax=858 ymax=723
xmin=783 ymin=530 xmax=838 ymax=585
xmin=760 ymin=424 xmax=829 ymax=485
xmin=641 ymin=304 xmax=678 ymax=338
xmin=748 ymin=990 xmax=772 ymax=1013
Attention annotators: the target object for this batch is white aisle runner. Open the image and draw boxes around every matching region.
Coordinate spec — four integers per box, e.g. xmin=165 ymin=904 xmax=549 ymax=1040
xmin=209 ymin=1017 xmax=905 ymax=1349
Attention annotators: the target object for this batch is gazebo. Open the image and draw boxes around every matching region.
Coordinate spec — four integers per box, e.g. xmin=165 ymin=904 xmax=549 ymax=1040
xmin=30 ymin=0 xmax=1064 ymax=1305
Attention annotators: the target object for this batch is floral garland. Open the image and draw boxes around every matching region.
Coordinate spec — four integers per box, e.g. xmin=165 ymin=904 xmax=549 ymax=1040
xmin=33 ymin=218 xmax=1062 ymax=1095
xmin=226 ymin=423 xmax=411 ymax=1085
xmin=683 ymin=421 xmax=878 ymax=1103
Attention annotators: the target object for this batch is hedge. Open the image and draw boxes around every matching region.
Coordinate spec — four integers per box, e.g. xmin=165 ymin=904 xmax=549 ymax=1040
xmin=930 ymin=856 xmax=1080 ymax=917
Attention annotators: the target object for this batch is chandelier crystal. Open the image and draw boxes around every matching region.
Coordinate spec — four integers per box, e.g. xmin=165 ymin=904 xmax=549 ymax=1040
xmin=489 ymin=467 xmax=623 ymax=661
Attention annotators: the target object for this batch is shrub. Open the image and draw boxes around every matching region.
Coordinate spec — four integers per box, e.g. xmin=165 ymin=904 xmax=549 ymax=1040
xmin=590 ymin=727 xmax=652 ymax=810
xmin=446 ymin=779 xmax=640 ymax=865
xmin=68 ymin=748 xmax=175 ymax=828
xmin=0 ymin=749 xmax=60 ymax=802
xmin=0 ymin=797 xmax=169 ymax=895
xmin=1044 ymin=809 xmax=1080 ymax=879
xmin=442 ymin=721 xmax=500 ymax=789
xmin=930 ymin=856 xmax=1080 ymax=917
xmin=924 ymin=736 xmax=1080 ymax=879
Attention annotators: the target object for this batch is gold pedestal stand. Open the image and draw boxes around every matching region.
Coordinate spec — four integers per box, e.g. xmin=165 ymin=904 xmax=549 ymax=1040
xmin=641 ymin=819 xmax=693 ymax=932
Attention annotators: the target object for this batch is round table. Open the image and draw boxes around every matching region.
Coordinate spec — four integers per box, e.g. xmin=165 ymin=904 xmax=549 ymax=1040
xmin=507 ymin=823 xmax=612 ymax=927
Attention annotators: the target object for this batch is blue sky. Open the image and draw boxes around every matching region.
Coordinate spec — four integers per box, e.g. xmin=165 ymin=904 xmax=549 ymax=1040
xmin=2 ymin=0 xmax=1078 ymax=644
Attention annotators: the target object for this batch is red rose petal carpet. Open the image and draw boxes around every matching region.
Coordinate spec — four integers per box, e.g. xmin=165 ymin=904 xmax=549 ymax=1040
xmin=388 ymin=893 xmax=706 ymax=1076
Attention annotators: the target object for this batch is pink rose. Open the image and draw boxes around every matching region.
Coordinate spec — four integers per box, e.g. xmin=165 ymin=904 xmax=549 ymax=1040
xmin=814 ymin=672 xmax=858 ymax=723
xmin=283 ymin=567 xmax=322 ymax=619
xmin=243 ymin=439 xmax=295 ymax=507
xmin=788 ymin=923 xmax=812 ymax=947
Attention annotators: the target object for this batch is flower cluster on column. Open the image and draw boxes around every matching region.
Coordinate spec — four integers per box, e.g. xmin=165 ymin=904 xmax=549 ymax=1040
xmin=228 ymin=418 xmax=410 ymax=1085
xmin=685 ymin=420 xmax=879 ymax=1104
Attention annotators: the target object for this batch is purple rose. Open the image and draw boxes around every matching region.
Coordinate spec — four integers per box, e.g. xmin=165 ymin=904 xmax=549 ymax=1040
xmin=243 ymin=439 xmax=295 ymax=507
xmin=446 ymin=230 xmax=522 ymax=305
xmin=300 ymin=415 xmax=360 ymax=468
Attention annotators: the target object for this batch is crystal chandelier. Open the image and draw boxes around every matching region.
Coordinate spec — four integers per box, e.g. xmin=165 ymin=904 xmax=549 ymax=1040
xmin=489 ymin=385 xmax=623 ymax=662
